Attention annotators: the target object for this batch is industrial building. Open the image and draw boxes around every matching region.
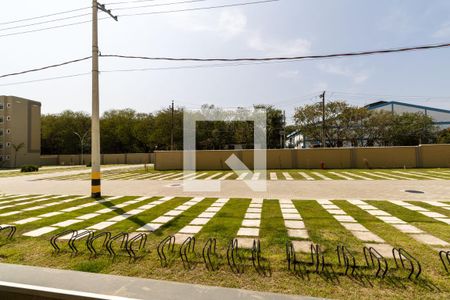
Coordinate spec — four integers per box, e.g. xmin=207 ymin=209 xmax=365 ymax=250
xmin=0 ymin=96 xmax=41 ymax=168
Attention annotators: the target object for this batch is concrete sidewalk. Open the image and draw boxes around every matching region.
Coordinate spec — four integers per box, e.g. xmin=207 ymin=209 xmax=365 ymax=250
xmin=0 ymin=263 xmax=316 ymax=300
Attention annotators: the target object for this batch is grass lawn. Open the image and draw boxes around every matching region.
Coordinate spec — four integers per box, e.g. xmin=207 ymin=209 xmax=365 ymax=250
xmin=0 ymin=194 xmax=449 ymax=299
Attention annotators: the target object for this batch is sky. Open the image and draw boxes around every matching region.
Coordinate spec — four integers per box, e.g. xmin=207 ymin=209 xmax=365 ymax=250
xmin=1 ymin=0 xmax=450 ymax=123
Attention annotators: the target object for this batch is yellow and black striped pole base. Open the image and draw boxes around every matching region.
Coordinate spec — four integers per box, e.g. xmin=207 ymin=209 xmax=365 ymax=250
xmin=91 ymin=171 xmax=101 ymax=198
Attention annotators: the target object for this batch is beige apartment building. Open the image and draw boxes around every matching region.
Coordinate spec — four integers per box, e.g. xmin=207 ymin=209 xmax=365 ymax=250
xmin=0 ymin=96 xmax=41 ymax=168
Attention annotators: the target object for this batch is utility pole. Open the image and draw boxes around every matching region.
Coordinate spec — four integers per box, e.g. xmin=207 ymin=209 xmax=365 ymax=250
xmin=320 ymin=91 xmax=326 ymax=148
xmin=91 ymin=1 xmax=117 ymax=199
xmin=170 ymin=100 xmax=174 ymax=150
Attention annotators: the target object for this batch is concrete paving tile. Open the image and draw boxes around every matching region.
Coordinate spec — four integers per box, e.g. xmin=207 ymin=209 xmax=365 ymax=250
xmin=392 ymin=224 xmax=423 ymax=233
xmin=244 ymin=213 xmax=261 ymax=219
xmin=23 ymin=206 xmax=45 ymax=211
xmin=436 ymin=218 xmax=450 ymax=225
xmin=76 ymin=213 xmax=100 ymax=220
xmin=322 ymin=204 xmax=340 ymax=210
xmin=358 ymin=204 xmax=377 ymax=210
xmin=215 ymin=198 xmax=229 ymax=203
xmin=237 ymin=227 xmax=259 ymax=237
xmin=236 ymin=237 xmax=255 ymax=249
xmin=284 ymin=220 xmax=305 ymax=229
xmin=38 ymin=212 xmax=63 ymax=218
xmin=165 ymin=210 xmax=184 ymax=217
xmin=327 ymin=209 xmax=347 ymax=215
xmin=14 ymin=217 xmax=41 ymax=225
xmin=88 ymin=221 xmax=117 ymax=230
xmin=61 ymin=206 xmax=84 ymax=212
xmin=174 ymin=233 xmax=194 ymax=244
xmin=340 ymin=222 xmax=369 ymax=232
xmin=53 ymin=219 xmax=84 ymax=227
xmin=205 ymin=207 xmax=221 ymax=213
xmin=287 ymin=229 xmax=309 ymax=239
xmin=198 ymin=212 xmax=215 ymax=218
xmin=108 ymin=214 xmax=132 ymax=222
xmin=411 ymin=234 xmax=450 ymax=246
xmin=176 ymin=205 xmax=191 ymax=210
xmin=377 ymin=216 xmax=406 ymax=224
xmin=58 ymin=229 xmax=93 ymax=240
xmin=179 ymin=225 xmax=202 ymax=234
xmin=242 ymin=219 xmax=261 ymax=227
xmin=292 ymin=240 xmax=312 ymax=253
xmin=421 ymin=211 xmax=447 ymax=218
xmin=281 ymin=208 xmax=298 ymax=214
xmin=190 ymin=218 xmax=210 ymax=225
xmin=403 ymin=206 xmax=428 ymax=212
xmin=364 ymin=243 xmax=394 ymax=258
xmin=335 ymin=215 xmax=357 ymax=222
xmin=138 ymin=204 xmax=155 ymax=210
xmin=249 ymin=203 xmax=263 ymax=208
xmin=0 ymin=211 xmax=20 ymax=217
xmin=247 ymin=208 xmax=262 ymax=213
xmin=127 ymin=209 xmax=144 ymax=215
xmin=23 ymin=226 xmax=57 ymax=237
xmin=280 ymin=204 xmax=296 ymax=209
xmin=137 ymin=223 xmax=162 ymax=231
xmin=352 ymin=231 xmax=385 ymax=243
xmin=366 ymin=209 xmax=391 ymax=216
xmin=282 ymin=213 xmax=302 ymax=220
xmin=153 ymin=216 xmax=175 ymax=223
xmin=211 ymin=203 xmax=223 ymax=207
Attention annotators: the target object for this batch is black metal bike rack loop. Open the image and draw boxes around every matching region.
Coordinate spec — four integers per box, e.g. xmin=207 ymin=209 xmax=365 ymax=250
xmin=50 ymin=229 xmax=77 ymax=253
xmin=202 ymin=238 xmax=220 ymax=271
xmin=68 ymin=230 xmax=95 ymax=255
xmin=251 ymin=239 xmax=271 ymax=277
xmin=106 ymin=232 xmax=129 ymax=257
xmin=363 ymin=246 xmax=389 ymax=278
xmin=125 ymin=233 xmax=148 ymax=259
xmin=157 ymin=235 xmax=176 ymax=267
xmin=180 ymin=236 xmax=197 ymax=270
xmin=87 ymin=232 xmax=112 ymax=257
xmin=0 ymin=225 xmax=16 ymax=240
xmin=227 ymin=238 xmax=244 ymax=274
xmin=336 ymin=245 xmax=357 ymax=276
xmin=439 ymin=250 xmax=450 ymax=273
xmin=392 ymin=248 xmax=422 ymax=280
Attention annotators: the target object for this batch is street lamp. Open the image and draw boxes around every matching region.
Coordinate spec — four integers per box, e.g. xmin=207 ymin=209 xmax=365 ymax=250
xmin=74 ymin=130 xmax=89 ymax=165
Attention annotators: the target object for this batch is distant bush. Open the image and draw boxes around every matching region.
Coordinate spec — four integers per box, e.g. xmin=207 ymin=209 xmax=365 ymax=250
xmin=21 ymin=165 xmax=39 ymax=172
xmin=86 ymin=162 xmax=92 ymax=167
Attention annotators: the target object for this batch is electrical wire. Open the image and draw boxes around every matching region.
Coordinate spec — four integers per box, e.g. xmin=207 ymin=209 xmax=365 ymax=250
xmin=105 ymin=0 xmax=159 ymax=5
xmin=0 ymin=13 xmax=91 ymax=33
xmin=101 ymin=42 xmax=450 ymax=62
xmin=0 ymin=7 xmax=90 ymax=26
xmin=0 ymin=73 xmax=91 ymax=87
xmin=113 ymin=0 xmax=213 ymax=11
xmin=119 ymin=0 xmax=279 ymax=17
xmin=0 ymin=57 xmax=91 ymax=79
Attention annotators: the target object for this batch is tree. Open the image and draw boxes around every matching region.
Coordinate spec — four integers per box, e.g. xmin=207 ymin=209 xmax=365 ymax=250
xmin=12 ymin=142 xmax=25 ymax=168
xmin=389 ymin=113 xmax=437 ymax=146
xmin=437 ymin=128 xmax=450 ymax=144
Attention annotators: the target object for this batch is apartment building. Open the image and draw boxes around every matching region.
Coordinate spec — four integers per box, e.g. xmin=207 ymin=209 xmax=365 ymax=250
xmin=0 ymin=96 xmax=41 ymax=168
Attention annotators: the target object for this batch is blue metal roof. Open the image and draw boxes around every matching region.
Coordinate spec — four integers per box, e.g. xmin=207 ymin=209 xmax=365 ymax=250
xmin=366 ymin=101 xmax=450 ymax=114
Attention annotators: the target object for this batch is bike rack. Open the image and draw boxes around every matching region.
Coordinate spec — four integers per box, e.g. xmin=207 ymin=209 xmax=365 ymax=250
xmin=251 ymin=239 xmax=271 ymax=277
xmin=125 ymin=233 xmax=148 ymax=259
xmin=227 ymin=238 xmax=244 ymax=274
xmin=0 ymin=225 xmax=16 ymax=239
xmin=50 ymin=229 xmax=77 ymax=253
xmin=286 ymin=241 xmax=326 ymax=277
xmin=68 ymin=230 xmax=95 ymax=255
xmin=336 ymin=245 xmax=357 ymax=276
xmin=392 ymin=248 xmax=421 ymax=280
xmin=180 ymin=236 xmax=197 ymax=270
xmin=310 ymin=243 xmax=326 ymax=273
xmin=157 ymin=235 xmax=176 ymax=267
xmin=439 ymin=250 xmax=450 ymax=273
xmin=87 ymin=232 xmax=112 ymax=257
xmin=363 ymin=246 xmax=388 ymax=278
xmin=106 ymin=232 xmax=128 ymax=257
xmin=202 ymin=238 xmax=220 ymax=271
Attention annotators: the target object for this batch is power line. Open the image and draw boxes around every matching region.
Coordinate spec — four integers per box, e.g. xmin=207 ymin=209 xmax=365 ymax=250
xmin=0 ymin=7 xmax=90 ymax=26
xmin=0 ymin=57 xmax=91 ymax=79
xmin=105 ymin=0 xmax=159 ymax=5
xmin=0 ymin=73 xmax=90 ymax=87
xmin=101 ymin=42 xmax=450 ymax=62
xmin=113 ymin=0 xmax=213 ymax=11
xmin=0 ymin=13 xmax=91 ymax=33
xmin=119 ymin=0 xmax=280 ymax=17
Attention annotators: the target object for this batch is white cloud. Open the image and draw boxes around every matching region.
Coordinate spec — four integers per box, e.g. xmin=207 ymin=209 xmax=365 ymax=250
xmin=248 ymin=34 xmax=311 ymax=56
xmin=433 ymin=21 xmax=450 ymax=38
xmin=218 ymin=10 xmax=247 ymax=38
xmin=318 ymin=63 xmax=369 ymax=84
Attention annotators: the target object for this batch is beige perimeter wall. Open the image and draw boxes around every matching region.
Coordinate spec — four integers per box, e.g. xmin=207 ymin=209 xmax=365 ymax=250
xmin=40 ymin=153 xmax=155 ymax=166
xmin=154 ymin=144 xmax=450 ymax=170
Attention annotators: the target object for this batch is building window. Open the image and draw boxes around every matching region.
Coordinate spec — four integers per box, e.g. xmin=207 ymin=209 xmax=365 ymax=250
xmin=6 ymin=116 xmax=11 ymax=121
xmin=6 ymin=129 xmax=11 ymax=134
xmin=0 ymin=144 xmax=2 ymax=150
xmin=0 ymin=103 xmax=3 ymax=110
xmin=0 ymin=116 xmax=3 ymax=124
xmin=0 ymin=129 xmax=3 ymax=136
xmin=6 ymin=103 xmax=11 ymax=108
xmin=5 ymin=155 xmax=10 ymax=161
xmin=6 ymin=142 xmax=11 ymax=147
